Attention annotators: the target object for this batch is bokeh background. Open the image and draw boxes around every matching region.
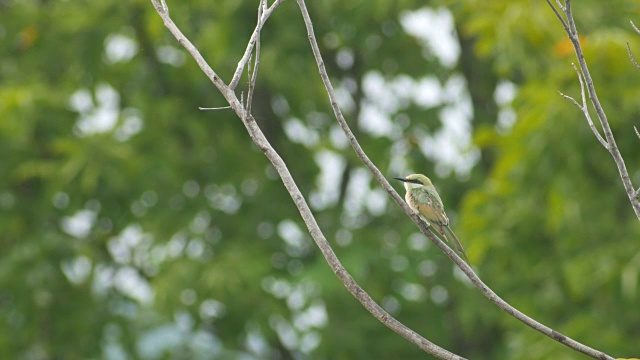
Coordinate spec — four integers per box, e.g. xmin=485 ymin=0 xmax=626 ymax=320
xmin=2 ymin=0 xmax=640 ymax=359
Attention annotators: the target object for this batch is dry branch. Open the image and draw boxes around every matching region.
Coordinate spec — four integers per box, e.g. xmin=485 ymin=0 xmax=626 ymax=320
xmin=626 ymin=42 xmax=640 ymax=72
xmin=243 ymin=0 xmax=264 ymax=121
xmin=229 ymin=0 xmax=284 ymax=90
xmin=149 ymin=0 xmax=616 ymax=358
xmin=148 ymin=0 xmax=461 ymax=358
xmin=558 ymin=64 xmax=608 ymax=148
xmin=296 ymin=0 xmax=614 ymax=358
xmin=547 ymin=0 xmax=640 ymax=220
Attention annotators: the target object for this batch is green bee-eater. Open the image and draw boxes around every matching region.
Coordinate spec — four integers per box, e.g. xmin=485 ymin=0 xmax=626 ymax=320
xmin=394 ymin=174 xmax=470 ymax=265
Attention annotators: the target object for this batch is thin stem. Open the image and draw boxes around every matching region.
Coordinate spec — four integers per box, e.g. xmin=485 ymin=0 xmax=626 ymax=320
xmin=199 ymin=106 xmax=232 ymax=111
xmin=296 ymin=0 xmax=615 ymax=358
xmin=148 ymin=1 xmax=461 ymax=358
xmin=558 ymin=64 xmax=608 ymax=148
xmin=626 ymin=42 xmax=640 ymax=72
xmin=546 ymin=0 xmax=569 ymax=32
xmin=229 ymin=0 xmax=285 ymax=90
xmin=244 ymin=0 xmax=264 ymax=122
xmin=631 ymin=20 xmax=640 ymax=36
xmin=547 ymin=0 xmax=640 ymax=220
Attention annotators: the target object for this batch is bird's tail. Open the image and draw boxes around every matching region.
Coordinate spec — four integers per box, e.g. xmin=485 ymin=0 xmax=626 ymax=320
xmin=443 ymin=226 xmax=471 ymax=265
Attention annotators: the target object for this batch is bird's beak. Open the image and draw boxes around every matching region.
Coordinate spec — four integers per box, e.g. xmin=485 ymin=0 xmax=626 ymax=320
xmin=393 ymin=177 xmax=408 ymax=183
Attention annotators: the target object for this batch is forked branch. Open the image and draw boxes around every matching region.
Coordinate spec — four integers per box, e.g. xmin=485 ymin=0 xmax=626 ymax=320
xmin=558 ymin=64 xmax=608 ymax=148
xmin=149 ymin=0 xmax=461 ymax=358
xmin=149 ymin=0 xmax=616 ymax=358
xmin=229 ymin=0 xmax=284 ymax=90
xmin=547 ymin=0 xmax=640 ymax=220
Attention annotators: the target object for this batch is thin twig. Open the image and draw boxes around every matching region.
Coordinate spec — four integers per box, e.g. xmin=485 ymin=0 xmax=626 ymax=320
xmin=148 ymin=1 xmax=461 ymax=358
xmin=560 ymin=91 xmax=608 ymax=148
xmin=295 ymin=0 xmax=614 ymax=358
xmin=558 ymin=64 xmax=608 ymax=148
xmin=199 ymin=106 xmax=232 ymax=111
xmin=635 ymin=126 xmax=640 ymax=140
xmin=629 ymin=22 xmax=640 ymax=71
xmin=229 ymin=0 xmax=285 ymax=90
xmin=547 ymin=0 xmax=640 ymax=220
xmin=244 ymin=0 xmax=264 ymax=121
xmin=546 ymin=0 xmax=569 ymax=32
xmin=159 ymin=0 xmax=168 ymax=13
xmin=626 ymin=43 xmax=640 ymax=71
xmin=631 ymin=20 xmax=640 ymax=36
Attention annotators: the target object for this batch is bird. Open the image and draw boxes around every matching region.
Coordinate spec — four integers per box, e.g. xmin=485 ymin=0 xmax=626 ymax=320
xmin=394 ymin=174 xmax=470 ymax=265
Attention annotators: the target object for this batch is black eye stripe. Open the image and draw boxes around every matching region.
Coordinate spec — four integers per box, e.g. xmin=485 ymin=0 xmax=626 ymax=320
xmin=393 ymin=177 xmax=423 ymax=185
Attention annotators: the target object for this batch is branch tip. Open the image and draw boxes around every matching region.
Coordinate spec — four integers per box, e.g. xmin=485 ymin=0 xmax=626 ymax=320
xmin=631 ymin=20 xmax=640 ymax=36
xmin=199 ymin=106 xmax=232 ymax=111
xmin=626 ymin=42 xmax=640 ymax=72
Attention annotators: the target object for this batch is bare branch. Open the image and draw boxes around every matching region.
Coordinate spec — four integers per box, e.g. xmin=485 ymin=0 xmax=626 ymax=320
xmin=159 ymin=0 xmax=168 ymax=13
xmin=631 ymin=20 xmax=640 ymax=35
xmin=558 ymin=64 xmax=608 ymax=148
xmin=244 ymin=1 xmax=264 ymax=122
xmin=628 ymin=22 xmax=640 ymax=72
xmin=558 ymin=91 xmax=579 ymax=107
xmin=546 ymin=0 xmax=640 ymax=220
xmin=635 ymin=126 xmax=640 ymax=140
xmin=546 ymin=0 xmax=569 ymax=32
xmin=199 ymin=106 xmax=232 ymax=111
xmin=626 ymin=43 xmax=640 ymax=72
xmin=295 ymin=0 xmax=615 ymax=358
xmin=559 ymin=90 xmax=609 ymax=148
xmin=229 ymin=0 xmax=285 ymax=90
xmin=149 ymin=1 xmax=461 ymax=358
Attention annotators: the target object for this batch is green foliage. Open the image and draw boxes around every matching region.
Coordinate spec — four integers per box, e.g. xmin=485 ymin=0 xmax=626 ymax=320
xmin=1 ymin=0 xmax=639 ymax=359
xmin=456 ymin=0 xmax=640 ymax=358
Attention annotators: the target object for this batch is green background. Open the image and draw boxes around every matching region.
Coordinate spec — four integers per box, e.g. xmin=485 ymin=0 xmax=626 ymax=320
xmin=1 ymin=0 xmax=639 ymax=359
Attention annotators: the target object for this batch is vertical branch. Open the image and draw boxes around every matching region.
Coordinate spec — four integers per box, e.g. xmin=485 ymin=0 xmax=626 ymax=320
xmin=230 ymin=0 xmax=285 ymax=90
xmin=546 ymin=0 xmax=640 ymax=220
xmin=244 ymin=0 xmax=265 ymax=121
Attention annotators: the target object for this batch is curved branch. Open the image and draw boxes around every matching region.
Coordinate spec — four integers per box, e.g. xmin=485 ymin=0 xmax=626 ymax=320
xmin=148 ymin=1 xmax=461 ymax=359
xmin=558 ymin=64 xmax=608 ymax=148
xmin=295 ymin=0 xmax=614 ymax=358
xmin=547 ymin=0 xmax=640 ymax=220
xmin=626 ymin=42 xmax=640 ymax=72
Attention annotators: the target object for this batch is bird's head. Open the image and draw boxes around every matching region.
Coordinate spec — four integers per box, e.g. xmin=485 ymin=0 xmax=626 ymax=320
xmin=393 ymin=174 xmax=432 ymax=190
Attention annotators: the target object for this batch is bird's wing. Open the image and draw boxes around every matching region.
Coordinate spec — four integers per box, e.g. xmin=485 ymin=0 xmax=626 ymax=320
xmin=414 ymin=200 xmax=449 ymax=226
